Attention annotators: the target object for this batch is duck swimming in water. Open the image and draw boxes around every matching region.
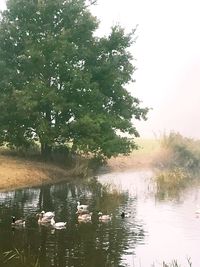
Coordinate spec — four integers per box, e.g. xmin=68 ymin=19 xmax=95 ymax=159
xmin=78 ymin=213 xmax=92 ymax=222
xmin=98 ymin=212 xmax=112 ymax=221
xmin=11 ymin=216 xmax=25 ymax=227
xmin=50 ymin=217 xmax=66 ymax=229
xmin=121 ymin=212 xmax=131 ymax=218
xmin=40 ymin=211 xmax=55 ymax=218
xmin=77 ymin=202 xmax=89 ymax=213
xmin=36 ymin=211 xmax=55 ymax=223
xmin=37 ymin=213 xmax=51 ymax=224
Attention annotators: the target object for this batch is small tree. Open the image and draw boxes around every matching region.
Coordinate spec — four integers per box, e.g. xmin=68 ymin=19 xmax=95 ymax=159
xmin=0 ymin=0 xmax=148 ymax=159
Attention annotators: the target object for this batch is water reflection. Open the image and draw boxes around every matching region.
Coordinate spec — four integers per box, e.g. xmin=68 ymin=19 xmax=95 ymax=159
xmin=3 ymin=169 xmax=200 ymax=267
xmin=0 ymin=177 xmax=144 ymax=267
xmin=100 ymin=170 xmax=200 ymax=267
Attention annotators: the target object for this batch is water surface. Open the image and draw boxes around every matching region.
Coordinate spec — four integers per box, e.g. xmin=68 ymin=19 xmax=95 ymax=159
xmin=0 ymin=170 xmax=200 ymax=266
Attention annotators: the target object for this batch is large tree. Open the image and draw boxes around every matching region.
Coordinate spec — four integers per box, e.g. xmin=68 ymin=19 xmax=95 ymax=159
xmin=0 ymin=0 xmax=148 ymax=159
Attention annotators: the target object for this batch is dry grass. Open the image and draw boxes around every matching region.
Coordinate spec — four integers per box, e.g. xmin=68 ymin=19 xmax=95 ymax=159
xmin=0 ymin=154 xmax=76 ymax=192
xmin=155 ymin=168 xmax=188 ymax=192
xmin=107 ymin=138 xmax=161 ymax=171
xmin=0 ymin=137 xmax=177 ymax=191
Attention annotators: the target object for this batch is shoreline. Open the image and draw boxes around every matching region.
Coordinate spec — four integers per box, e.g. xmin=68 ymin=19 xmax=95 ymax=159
xmin=0 ymin=155 xmax=76 ymax=192
xmin=0 ymin=147 xmax=157 ymax=192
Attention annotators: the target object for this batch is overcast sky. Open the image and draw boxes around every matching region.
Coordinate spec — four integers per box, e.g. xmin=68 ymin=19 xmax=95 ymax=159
xmin=1 ymin=0 xmax=200 ymax=139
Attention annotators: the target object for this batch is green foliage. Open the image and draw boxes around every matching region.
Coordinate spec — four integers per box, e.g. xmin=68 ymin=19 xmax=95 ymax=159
xmin=160 ymin=132 xmax=200 ymax=170
xmin=0 ymin=0 xmax=148 ymax=159
xmin=152 ymin=132 xmax=200 ymax=199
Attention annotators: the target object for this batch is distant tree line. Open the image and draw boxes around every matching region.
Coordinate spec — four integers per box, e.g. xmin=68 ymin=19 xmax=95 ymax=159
xmin=0 ymin=0 xmax=148 ymax=160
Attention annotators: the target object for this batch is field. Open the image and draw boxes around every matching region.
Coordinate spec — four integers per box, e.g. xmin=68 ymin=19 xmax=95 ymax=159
xmin=107 ymin=138 xmax=161 ymax=171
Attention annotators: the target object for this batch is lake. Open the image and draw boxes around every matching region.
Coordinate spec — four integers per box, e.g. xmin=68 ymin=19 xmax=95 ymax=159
xmin=0 ymin=169 xmax=200 ymax=267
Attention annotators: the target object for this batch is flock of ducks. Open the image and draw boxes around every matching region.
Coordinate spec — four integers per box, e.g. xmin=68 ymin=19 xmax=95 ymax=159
xmin=76 ymin=201 xmax=113 ymax=223
xmin=12 ymin=203 xmax=200 ymax=230
xmin=75 ymin=202 xmax=131 ymax=221
xmin=11 ymin=201 xmax=130 ymax=230
xmin=37 ymin=211 xmax=67 ymax=229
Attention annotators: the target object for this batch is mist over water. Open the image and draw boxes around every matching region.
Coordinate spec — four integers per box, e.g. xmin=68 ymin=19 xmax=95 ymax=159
xmin=0 ymin=170 xmax=200 ymax=266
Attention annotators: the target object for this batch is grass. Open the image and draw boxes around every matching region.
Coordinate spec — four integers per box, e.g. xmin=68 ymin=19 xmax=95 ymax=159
xmin=107 ymin=138 xmax=161 ymax=171
xmin=154 ymin=168 xmax=190 ymax=199
xmin=0 ymin=154 xmax=68 ymax=191
xmin=107 ymin=134 xmax=200 ymax=200
xmin=0 ymin=152 xmax=92 ymax=192
xmin=1 ymin=248 xmax=193 ymax=267
xmin=159 ymin=258 xmax=192 ymax=267
xmin=0 ymin=137 xmax=165 ymax=191
xmin=155 ymin=168 xmax=187 ymax=190
xmin=1 ymin=133 xmax=199 ymax=191
xmin=157 ymin=132 xmax=200 ymax=170
xmin=107 ymin=133 xmax=200 ymax=172
xmin=2 ymin=247 xmax=40 ymax=267
xmin=133 ymin=138 xmax=161 ymax=155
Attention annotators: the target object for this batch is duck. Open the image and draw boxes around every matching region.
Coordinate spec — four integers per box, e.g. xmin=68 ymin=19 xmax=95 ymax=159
xmin=195 ymin=209 xmax=200 ymax=215
xmin=121 ymin=212 xmax=131 ymax=219
xmin=77 ymin=201 xmax=88 ymax=213
xmin=76 ymin=209 xmax=89 ymax=215
xmin=78 ymin=212 xmax=92 ymax=222
xmin=50 ymin=217 xmax=66 ymax=229
xmin=98 ymin=212 xmax=112 ymax=221
xmin=40 ymin=211 xmax=55 ymax=219
xmin=37 ymin=213 xmax=51 ymax=224
xmin=195 ymin=209 xmax=200 ymax=218
xmin=11 ymin=216 xmax=25 ymax=227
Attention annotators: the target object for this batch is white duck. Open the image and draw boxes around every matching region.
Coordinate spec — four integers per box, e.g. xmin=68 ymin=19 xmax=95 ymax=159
xmin=78 ymin=213 xmax=92 ymax=222
xmin=11 ymin=216 xmax=26 ymax=227
xmin=50 ymin=217 xmax=67 ymax=229
xmin=195 ymin=209 xmax=200 ymax=214
xmin=41 ymin=211 xmax=55 ymax=219
xmin=77 ymin=201 xmax=88 ymax=213
xmin=37 ymin=213 xmax=51 ymax=224
xmin=98 ymin=212 xmax=112 ymax=221
xmin=195 ymin=207 xmax=200 ymax=217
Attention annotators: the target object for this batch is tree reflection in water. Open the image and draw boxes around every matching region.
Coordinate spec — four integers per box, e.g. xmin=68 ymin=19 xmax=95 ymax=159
xmin=0 ymin=177 xmax=145 ymax=267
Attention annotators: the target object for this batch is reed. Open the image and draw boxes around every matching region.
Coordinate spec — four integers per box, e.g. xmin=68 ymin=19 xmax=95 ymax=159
xmin=160 ymin=257 xmax=192 ymax=267
xmin=155 ymin=168 xmax=188 ymax=192
xmin=3 ymin=247 xmax=40 ymax=267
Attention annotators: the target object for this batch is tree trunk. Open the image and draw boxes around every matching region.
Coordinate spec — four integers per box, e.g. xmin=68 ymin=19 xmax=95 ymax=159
xmin=40 ymin=107 xmax=53 ymax=159
xmin=41 ymin=142 xmax=52 ymax=160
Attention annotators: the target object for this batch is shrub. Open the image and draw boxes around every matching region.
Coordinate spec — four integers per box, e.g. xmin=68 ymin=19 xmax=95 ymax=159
xmin=159 ymin=132 xmax=200 ymax=171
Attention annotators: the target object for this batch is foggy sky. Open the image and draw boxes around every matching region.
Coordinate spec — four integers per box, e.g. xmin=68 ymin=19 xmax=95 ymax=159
xmin=1 ymin=0 xmax=200 ymax=139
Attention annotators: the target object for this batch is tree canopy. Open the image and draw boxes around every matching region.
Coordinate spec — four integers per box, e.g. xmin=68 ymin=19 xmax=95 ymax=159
xmin=0 ymin=0 xmax=148 ymax=159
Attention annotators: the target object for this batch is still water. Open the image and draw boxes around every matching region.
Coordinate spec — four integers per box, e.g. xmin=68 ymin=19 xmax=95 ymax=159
xmin=0 ymin=170 xmax=200 ymax=267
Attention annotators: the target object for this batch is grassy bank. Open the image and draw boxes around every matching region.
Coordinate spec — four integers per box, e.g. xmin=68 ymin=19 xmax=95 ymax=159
xmin=1 ymin=133 xmax=199 ymax=192
xmin=0 ymin=154 xmax=77 ymax=191
xmin=107 ymin=138 xmax=161 ymax=171
xmin=0 ymin=139 xmax=159 ymax=192
xmin=108 ymin=133 xmax=200 ymax=172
